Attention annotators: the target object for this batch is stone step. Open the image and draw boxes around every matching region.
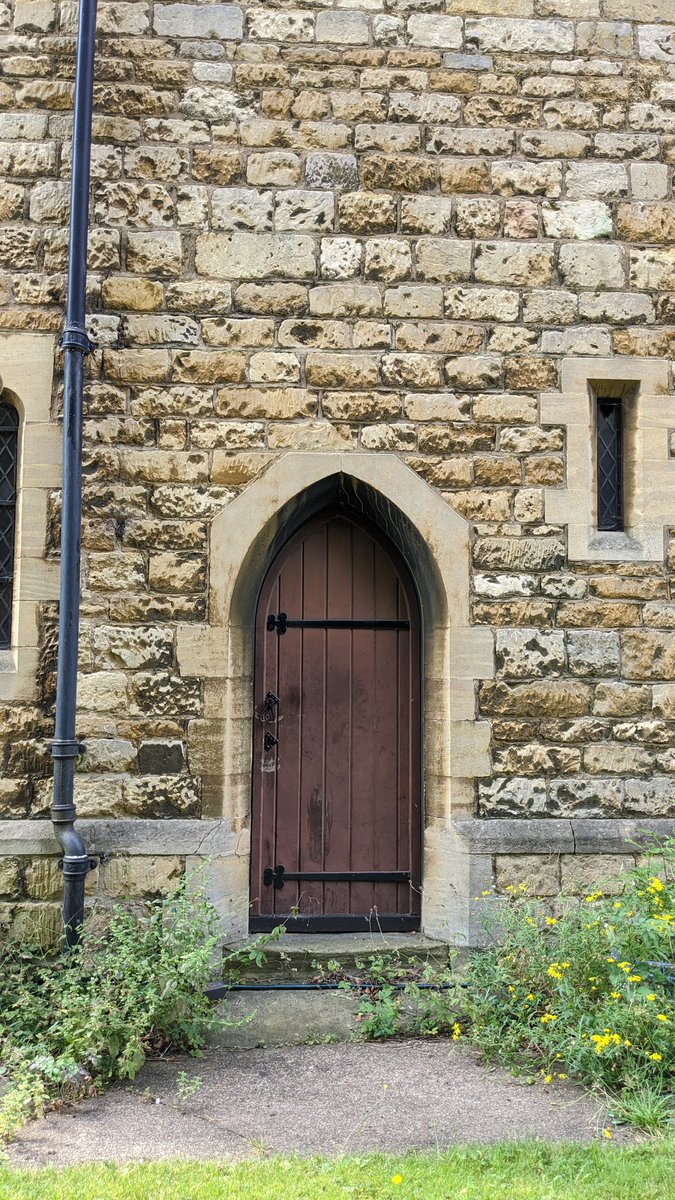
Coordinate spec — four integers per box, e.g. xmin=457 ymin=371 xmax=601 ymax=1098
xmin=208 ymin=989 xmax=362 ymax=1050
xmin=222 ymin=932 xmax=452 ymax=983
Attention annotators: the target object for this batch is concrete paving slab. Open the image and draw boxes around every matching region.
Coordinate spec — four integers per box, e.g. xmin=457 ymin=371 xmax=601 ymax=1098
xmin=9 ymin=1041 xmax=628 ymax=1167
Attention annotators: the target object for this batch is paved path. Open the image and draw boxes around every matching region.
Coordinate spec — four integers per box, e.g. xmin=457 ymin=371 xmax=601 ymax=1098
xmin=9 ymin=1041 xmax=626 ymax=1165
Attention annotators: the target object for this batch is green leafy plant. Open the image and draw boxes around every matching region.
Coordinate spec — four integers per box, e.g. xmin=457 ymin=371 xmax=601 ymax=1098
xmin=0 ymin=874 xmax=225 ymax=1145
xmin=345 ymin=950 xmax=460 ymax=1041
xmin=462 ymin=839 xmax=674 ymax=1132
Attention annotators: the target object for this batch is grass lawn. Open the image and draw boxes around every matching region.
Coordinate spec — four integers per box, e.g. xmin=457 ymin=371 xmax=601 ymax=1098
xmin=0 ymin=1142 xmax=673 ymax=1200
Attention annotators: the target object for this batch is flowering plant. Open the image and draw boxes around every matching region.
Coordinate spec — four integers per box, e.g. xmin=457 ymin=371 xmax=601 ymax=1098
xmin=463 ymin=838 xmax=674 ymax=1131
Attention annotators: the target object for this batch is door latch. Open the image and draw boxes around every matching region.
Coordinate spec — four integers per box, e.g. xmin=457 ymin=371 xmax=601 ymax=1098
xmin=256 ymin=691 xmax=279 ymax=722
xmin=263 ymin=731 xmax=278 ymax=751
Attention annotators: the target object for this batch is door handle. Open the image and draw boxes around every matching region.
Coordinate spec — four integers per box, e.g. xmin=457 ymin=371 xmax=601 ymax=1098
xmin=256 ymin=691 xmax=279 ymax=722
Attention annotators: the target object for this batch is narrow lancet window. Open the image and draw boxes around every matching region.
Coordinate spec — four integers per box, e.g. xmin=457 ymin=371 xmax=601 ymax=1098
xmin=0 ymin=402 xmax=18 ymax=648
xmin=596 ymin=397 xmax=623 ymax=532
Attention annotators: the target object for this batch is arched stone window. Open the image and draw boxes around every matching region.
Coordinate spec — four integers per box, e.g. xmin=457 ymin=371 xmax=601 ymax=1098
xmin=0 ymin=400 xmax=18 ymax=649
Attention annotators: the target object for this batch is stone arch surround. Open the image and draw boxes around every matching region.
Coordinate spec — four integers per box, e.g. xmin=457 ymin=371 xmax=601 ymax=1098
xmin=176 ymin=452 xmax=495 ymax=941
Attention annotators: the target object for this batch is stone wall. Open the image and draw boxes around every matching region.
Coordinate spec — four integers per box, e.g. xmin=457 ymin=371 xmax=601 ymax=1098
xmin=1 ymin=0 xmax=675 ymax=937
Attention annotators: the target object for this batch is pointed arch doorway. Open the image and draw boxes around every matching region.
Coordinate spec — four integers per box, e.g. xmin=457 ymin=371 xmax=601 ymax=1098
xmin=249 ymin=508 xmax=422 ymax=932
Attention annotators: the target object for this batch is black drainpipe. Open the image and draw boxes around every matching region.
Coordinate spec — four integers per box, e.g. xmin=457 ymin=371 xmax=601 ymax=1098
xmin=50 ymin=0 xmax=99 ymax=948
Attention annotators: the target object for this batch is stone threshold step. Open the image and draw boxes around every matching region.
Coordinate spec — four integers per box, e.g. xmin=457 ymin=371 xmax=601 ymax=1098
xmin=223 ymin=932 xmax=452 ymax=983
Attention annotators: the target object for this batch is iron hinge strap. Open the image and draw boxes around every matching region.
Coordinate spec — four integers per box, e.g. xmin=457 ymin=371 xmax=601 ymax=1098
xmin=267 ymin=614 xmax=410 ymax=635
xmin=263 ymin=866 xmax=411 ymax=890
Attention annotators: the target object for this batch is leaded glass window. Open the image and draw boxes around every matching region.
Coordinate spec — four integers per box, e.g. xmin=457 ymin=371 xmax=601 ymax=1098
xmin=596 ymin=397 xmax=623 ymax=532
xmin=0 ymin=402 xmax=18 ymax=648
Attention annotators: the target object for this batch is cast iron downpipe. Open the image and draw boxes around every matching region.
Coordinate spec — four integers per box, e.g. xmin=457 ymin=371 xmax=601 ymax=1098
xmin=50 ymin=0 xmax=99 ymax=947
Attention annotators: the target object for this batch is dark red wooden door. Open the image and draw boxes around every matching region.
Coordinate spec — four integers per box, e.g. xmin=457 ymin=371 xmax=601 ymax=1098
xmin=250 ymin=513 xmax=421 ymax=932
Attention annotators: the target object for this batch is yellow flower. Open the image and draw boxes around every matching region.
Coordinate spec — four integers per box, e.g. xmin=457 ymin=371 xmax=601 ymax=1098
xmin=618 ymin=962 xmax=631 ymax=971
xmin=545 ymin=917 xmax=557 ymax=926
xmin=656 ymin=1014 xmax=669 ymax=1022
xmin=607 ymin=957 xmax=615 ymax=963
xmin=558 ymin=1073 xmax=567 ymax=1080
xmin=648 ymin=877 xmax=665 ymax=892
xmin=543 ymin=1074 xmax=553 ymax=1084
xmin=602 ymin=1129 xmax=612 ymax=1140
xmin=526 ymin=917 xmax=536 ymax=927
xmin=392 ymin=1175 xmax=404 ymax=1186
xmin=452 ymin=1023 xmax=461 ymax=1041
xmin=647 ymin=994 xmax=656 ymax=1002
xmin=481 ymin=889 xmax=491 ymax=897
xmin=613 ymin=901 xmax=622 ymax=909
xmin=526 ymin=993 xmax=535 ymax=1001
xmin=610 ymin=992 xmax=621 ymax=1000
xmin=540 ymin=1013 xmax=557 ymax=1024
xmin=628 ymin=975 xmax=642 ymax=983
xmin=508 ymin=985 xmax=516 ymax=993
xmin=649 ymin=1053 xmax=663 ymax=1062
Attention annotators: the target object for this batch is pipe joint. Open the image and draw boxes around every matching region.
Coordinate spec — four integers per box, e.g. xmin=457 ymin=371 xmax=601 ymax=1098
xmin=50 ymin=737 xmax=85 ymax=762
xmin=60 ymin=324 xmax=95 ymax=355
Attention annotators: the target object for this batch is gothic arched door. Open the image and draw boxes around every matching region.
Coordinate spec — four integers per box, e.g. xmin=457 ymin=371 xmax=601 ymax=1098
xmin=250 ymin=511 xmax=422 ymax=932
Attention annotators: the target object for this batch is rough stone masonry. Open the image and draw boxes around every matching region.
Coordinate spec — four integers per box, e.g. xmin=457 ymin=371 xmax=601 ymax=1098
xmin=0 ymin=1 xmax=674 ymax=942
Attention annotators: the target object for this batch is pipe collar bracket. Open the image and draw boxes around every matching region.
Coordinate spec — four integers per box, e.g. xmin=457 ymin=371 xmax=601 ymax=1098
xmin=50 ymin=738 xmax=85 ymax=761
xmin=60 ymin=324 xmax=95 ymax=354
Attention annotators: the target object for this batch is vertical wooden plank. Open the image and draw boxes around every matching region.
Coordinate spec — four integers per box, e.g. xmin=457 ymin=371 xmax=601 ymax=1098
xmin=349 ymin=525 xmax=377 ymax=918
xmin=297 ymin=522 xmax=327 ymax=918
xmin=272 ymin=540 xmax=305 ymax=917
xmin=371 ymin=542 xmax=400 ymax=917
xmin=324 ymin=518 xmax=352 ymax=915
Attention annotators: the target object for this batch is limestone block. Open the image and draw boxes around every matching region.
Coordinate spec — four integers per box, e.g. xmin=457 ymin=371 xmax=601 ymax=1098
xmin=455 ymin=198 xmax=500 ymax=239
xmin=406 ymin=15 xmax=462 ymax=48
xmin=305 ymin=353 xmax=380 ymax=389
xmin=130 ymin=672 xmax=201 ymax=718
xmin=195 ymin=233 xmax=314 ymax=280
xmin=474 ymin=242 xmax=554 ymax=286
xmin=466 ymin=18 xmax=574 ymax=53
xmin=153 ymin=5 xmax=243 ymax=40
xmin=315 ymin=10 xmax=369 ymax=44
xmin=638 ymin=24 xmax=675 ymax=63
xmin=561 ymin=854 xmax=634 ymax=895
xmin=444 ymin=287 xmax=519 ymax=323
xmin=585 ymin=744 xmax=653 ymax=776
xmin=492 ymin=161 xmax=562 ymax=198
xmin=249 ymin=351 xmax=300 ymax=384
xmin=567 ymin=631 xmax=620 ymax=678
xmin=362 ymin=155 xmax=436 ymax=194
xmin=174 ymin=351 xmax=246 ymax=385
xmin=400 ymin=197 xmax=453 ymax=236
xmin=474 ymin=536 xmax=565 ymax=571
xmin=87 ymin=552 xmax=145 ymax=593
xmin=480 ymin=680 xmax=590 ymax=717
xmin=389 ymin=92 xmax=461 ymax=125
xmin=624 ymin=778 xmax=675 ymax=817
xmin=622 ymin=632 xmax=675 ymax=681
xmin=310 ymin=281 xmax=380 ymax=322
xmin=566 ymin=162 xmax=628 ymax=200
xmin=138 ymin=740 xmax=185 ymax=774
xmin=77 ymin=671 xmax=128 ymax=712
xmin=558 ymin=243 xmax=625 ymax=289
xmin=478 ymin=777 xmax=549 ymax=817
xmin=415 ymin=239 xmax=472 ymax=282
xmin=364 ymin=239 xmax=412 ymax=282
xmin=14 ymin=0 xmax=57 ymax=31
xmin=275 ymin=190 xmax=334 ymax=233
xmin=542 ymin=201 xmax=612 ymax=240
xmin=496 ymin=630 xmax=566 ymax=680
xmin=444 ymin=356 xmax=502 ymax=391
xmin=0 ymin=858 xmax=20 ymax=897
xmin=549 ymin=778 xmax=625 ymax=817
xmin=101 ymin=855 xmax=183 ymax=898
xmin=127 ymin=231 xmax=182 ymax=277
xmin=578 ymin=293 xmax=654 ymax=324
xmin=605 ymin=0 xmax=671 ymax=16
xmin=305 ymin=153 xmax=358 ymax=192
xmin=631 ymin=163 xmax=669 ymax=201
xmin=495 ymin=854 xmax=560 ymax=896
xmin=248 ymin=11 xmax=314 ymax=42
xmin=78 ymin=739 xmax=137 ymax=773
xmin=338 ymin=192 xmax=397 ymax=234
xmin=629 ymin=249 xmax=675 ymax=291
